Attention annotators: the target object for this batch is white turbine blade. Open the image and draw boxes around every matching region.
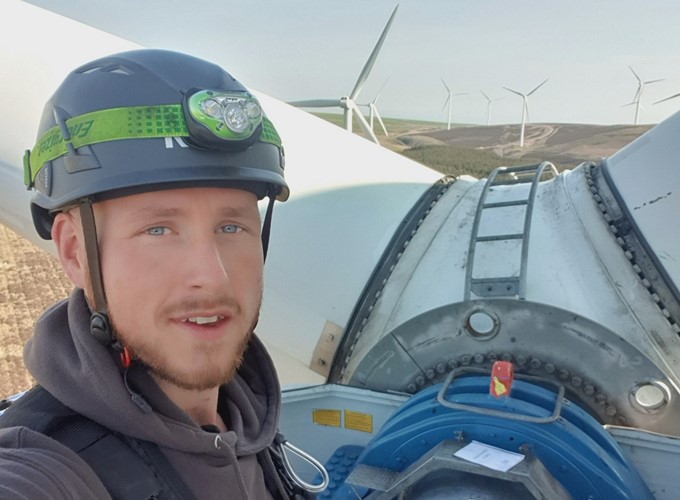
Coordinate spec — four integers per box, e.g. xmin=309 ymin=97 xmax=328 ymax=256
xmin=374 ymin=77 xmax=390 ymax=102
xmin=629 ymin=65 xmax=642 ymax=83
xmin=644 ymin=78 xmax=665 ymax=85
xmin=348 ymin=100 xmax=380 ymax=144
xmin=288 ymin=99 xmax=342 ymax=108
xmin=528 ymin=78 xmax=548 ymax=96
xmin=441 ymin=78 xmax=451 ymax=93
xmin=441 ymin=95 xmax=450 ymax=111
xmin=373 ymin=106 xmax=389 ymax=136
xmin=503 ymin=87 xmax=525 ymax=98
xmin=349 ymin=5 xmax=399 ymax=101
xmin=655 ymin=93 xmax=680 ymax=105
xmin=481 ymin=90 xmax=491 ymax=103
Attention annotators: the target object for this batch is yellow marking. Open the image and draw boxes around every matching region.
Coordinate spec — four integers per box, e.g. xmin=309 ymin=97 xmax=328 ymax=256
xmin=345 ymin=410 xmax=373 ymax=433
xmin=493 ymin=376 xmax=508 ymax=396
xmin=312 ymin=409 xmax=341 ymax=427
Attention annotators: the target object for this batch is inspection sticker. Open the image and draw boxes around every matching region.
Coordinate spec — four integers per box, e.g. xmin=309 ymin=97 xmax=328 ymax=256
xmin=454 ymin=440 xmax=525 ymax=472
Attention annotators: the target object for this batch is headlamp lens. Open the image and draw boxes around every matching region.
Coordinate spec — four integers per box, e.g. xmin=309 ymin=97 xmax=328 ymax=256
xmin=224 ymin=103 xmax=249 ymax=133
xmin=201 ymin=98 xmax=223 ymax=118
xmin=187 ymin=90 xmax=263 ymax=144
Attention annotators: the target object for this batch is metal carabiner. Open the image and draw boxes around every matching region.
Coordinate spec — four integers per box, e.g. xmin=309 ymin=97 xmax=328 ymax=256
xmin=275 ymin=434 xmax=330 ymax=493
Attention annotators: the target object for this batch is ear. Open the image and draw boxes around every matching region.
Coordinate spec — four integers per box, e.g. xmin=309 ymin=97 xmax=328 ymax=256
xmin=52 ymin=211 xmax=88 ymax=289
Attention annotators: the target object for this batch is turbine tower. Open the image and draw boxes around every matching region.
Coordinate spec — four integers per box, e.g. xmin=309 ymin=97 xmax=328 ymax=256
xmin=480 ymin=90 xmax=501 ymax=126
xmin=628 ymin=66 xmax=664 ymax=125
xmin=503 ymin=79 xmax=548 ymax=147
xmin=287 ymin=5 xmax=398 ymax=145
xmin=441 ymin=79 xmax=469 ymax=130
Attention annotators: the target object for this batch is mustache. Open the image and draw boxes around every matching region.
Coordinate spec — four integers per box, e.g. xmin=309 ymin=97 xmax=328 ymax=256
xmin=159 ymin=295 xmax=242 ymax=318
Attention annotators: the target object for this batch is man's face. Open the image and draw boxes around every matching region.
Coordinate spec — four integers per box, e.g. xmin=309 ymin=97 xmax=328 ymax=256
xmin=94 ymin=187 xmax=264 ymax=391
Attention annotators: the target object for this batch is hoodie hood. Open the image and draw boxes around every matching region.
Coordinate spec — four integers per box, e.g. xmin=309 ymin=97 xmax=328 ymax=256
xmin=23 ymin=289 xmax=280 ymax=458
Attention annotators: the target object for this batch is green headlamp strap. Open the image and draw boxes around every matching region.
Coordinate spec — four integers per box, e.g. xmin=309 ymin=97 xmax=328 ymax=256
xmin=24 ymin=105 xmax=188 ymax=187
xmin=23 ymin=103 xmax=283 ymax=188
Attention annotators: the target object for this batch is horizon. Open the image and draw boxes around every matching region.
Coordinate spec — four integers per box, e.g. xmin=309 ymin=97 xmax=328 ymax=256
xmin=19 ymin=0 xmax=680 ymax=127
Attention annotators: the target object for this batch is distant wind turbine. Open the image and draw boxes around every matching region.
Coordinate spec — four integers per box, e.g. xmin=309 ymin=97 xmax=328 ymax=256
xmin=627 ymin=66 xmax=664 ymax=125
xmin=503 ymin=79 xmax=548 ymax=147
xmin=480 ymin=90 xmax=502 ymax=126
xmin=441 ymin=79 xmax=469 ymax=130
xmin=287 ymin=5 xmax=398 ymax=145
xmin=360 ymin=78 xmax=390 ymax=136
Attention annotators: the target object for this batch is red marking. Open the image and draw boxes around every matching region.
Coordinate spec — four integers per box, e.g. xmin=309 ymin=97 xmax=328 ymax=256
xmin=120 ymin=346 xmax=132 ymax=369
xmin=490 ymin=361 xmax=515 ymax=398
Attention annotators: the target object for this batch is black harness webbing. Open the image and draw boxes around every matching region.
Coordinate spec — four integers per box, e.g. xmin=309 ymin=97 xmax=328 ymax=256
xmin=0 ymin=386 xmax=196 ymax=500
xmin=0 ymin=386 xmax=314 ymax=499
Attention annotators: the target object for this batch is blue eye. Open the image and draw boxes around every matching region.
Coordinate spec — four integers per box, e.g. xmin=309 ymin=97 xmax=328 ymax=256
xmin=146 ymin=226 xmax=169 ymax=236
xmin=220 ymin=224 xmax=241 ymax=234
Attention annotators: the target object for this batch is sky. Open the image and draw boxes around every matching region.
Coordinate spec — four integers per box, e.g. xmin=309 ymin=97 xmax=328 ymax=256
xmin=21 ymin=1 xmax=680 ymax=126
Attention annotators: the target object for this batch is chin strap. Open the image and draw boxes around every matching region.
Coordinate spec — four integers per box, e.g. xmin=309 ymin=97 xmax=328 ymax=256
xmin=261 ymin=194 xmax=276 ymax=261
xmin=78 ymin=198 xmax=118 ymax=347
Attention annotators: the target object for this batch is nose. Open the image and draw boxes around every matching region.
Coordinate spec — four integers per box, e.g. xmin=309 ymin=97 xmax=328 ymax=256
xmin=186 ymin=234 xmax=230 ymax=291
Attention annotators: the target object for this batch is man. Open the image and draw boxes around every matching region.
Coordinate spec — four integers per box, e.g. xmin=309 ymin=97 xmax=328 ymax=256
xmin=0 ymin=49 xmax=308 ymax=499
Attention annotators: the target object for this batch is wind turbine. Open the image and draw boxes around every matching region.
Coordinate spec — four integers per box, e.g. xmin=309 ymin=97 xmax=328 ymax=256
xmin=503 ymin=79 xmax=548 ymax=147
xmin=480 ymin=90 xmax=502 ymax=126
xmin=628 ymin=66 xmax=664 ymax=125
xmin=441 ymin=79 xmax=469 ymax=130
xmin=287 ymin=5 xmax=398 ymax=144
xmin=360 ymin=78 xmax=390 ymax=137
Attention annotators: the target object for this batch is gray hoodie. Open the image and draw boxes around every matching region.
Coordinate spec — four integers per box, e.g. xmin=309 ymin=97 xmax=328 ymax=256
xmin=0 ymin=289 xmax=285 ymax=499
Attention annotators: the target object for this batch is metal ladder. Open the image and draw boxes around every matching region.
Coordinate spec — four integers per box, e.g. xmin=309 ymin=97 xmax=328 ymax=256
xmin=464 ymin=161 xmax=558 ymax=300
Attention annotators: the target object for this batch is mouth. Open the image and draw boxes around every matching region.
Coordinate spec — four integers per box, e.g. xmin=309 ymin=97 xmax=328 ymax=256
xmin=183 ymin=315 xmax=225 ymax=326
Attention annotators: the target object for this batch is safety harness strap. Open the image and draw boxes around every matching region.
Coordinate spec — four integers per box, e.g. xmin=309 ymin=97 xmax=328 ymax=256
xmin=0 ymin=386 xmax=195 ymax=500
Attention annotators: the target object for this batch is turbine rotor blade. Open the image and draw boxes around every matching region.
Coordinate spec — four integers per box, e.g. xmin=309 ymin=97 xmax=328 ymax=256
xmin=441 ymin=95 xmax=450 ymax=111
xmin=528 ymin=78 xmax=548 ymax=96
xmin=481 ymin=90 xmax=491 ymax=102
xmin=288 ymin=99 xmax=343 ymax=108
xmin=503 ymin=87 xmax=525 ymax=98
xmin=374 ymin=107 xmax=388 ymax=136
xmin=629 ymin=65 xmax=642 ymax=83
xmin=348 ymin=99 xmax=380 ymax=144
xmin=644 ymin=78 xmax=665 ymax=85
xmin=441 ymin=78 xmax=451 ymax=93
xmin=374 ymin=77 xmax=390 ymax=101
xmin=655 ymin=93 xmax=680 ymax=105
xmin=349 ymin=5 xmax=399 ymax=101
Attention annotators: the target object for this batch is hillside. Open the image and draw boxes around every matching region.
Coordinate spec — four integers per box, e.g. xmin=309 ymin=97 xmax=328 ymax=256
xmin=313 ymin=112 xmax=652 ymax=177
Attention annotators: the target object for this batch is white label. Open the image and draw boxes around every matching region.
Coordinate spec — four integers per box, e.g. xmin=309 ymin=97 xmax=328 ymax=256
xmin=454 ymin=440 xmax=525 ymax=472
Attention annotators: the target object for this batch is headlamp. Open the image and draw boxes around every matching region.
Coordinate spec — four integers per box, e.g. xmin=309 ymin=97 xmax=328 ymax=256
xmin=23 ymin=90 xmax=278 ymax=188
xmin=184 ymin=90 xmax=263 ymax=148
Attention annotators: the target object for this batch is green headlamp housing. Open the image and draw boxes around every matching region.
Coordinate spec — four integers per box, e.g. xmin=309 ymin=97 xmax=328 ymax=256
xmin=185 ymin=89 xmax=263 ymax=146
xmin=23 ymin=89 xmax=281 ymax=189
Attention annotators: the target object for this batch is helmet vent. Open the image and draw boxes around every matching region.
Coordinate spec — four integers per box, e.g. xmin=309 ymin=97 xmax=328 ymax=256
xmin=108 ymin=68 xmax=132 ymax=76
xmin=80 ymin=65 xmax=103 ymax=75
xmin=77 ymin=64 xmax=132 ymax=76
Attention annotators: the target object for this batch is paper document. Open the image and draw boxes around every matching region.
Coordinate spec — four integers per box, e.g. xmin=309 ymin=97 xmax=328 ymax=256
xmin=454 ymin=440 xmax=525 ymax=472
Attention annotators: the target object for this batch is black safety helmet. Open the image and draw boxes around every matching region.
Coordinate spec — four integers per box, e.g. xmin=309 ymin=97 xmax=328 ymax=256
xmin=24 ymin=48 xmax=288 ymax=240
xmin=23 ymin=49 xmax=288 ymax=353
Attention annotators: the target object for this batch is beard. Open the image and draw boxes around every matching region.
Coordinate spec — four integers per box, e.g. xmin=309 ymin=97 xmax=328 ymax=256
xmin=109 ymin=293 xmax=261 ymax=392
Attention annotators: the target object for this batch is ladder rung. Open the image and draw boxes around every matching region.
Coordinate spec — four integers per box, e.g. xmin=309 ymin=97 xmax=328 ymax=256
xmin=476 ymin=234 xmax=523 ymax=242
xmin=483 ymin=200 xmax=529 ymax=209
